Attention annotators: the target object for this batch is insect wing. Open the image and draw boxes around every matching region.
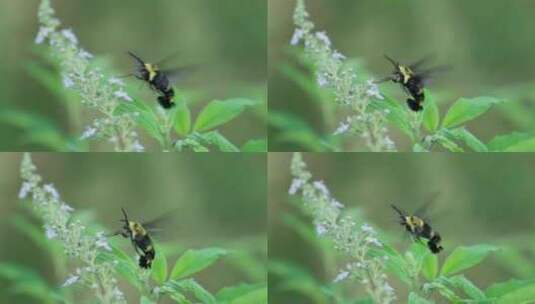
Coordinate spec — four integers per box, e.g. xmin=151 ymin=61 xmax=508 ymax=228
xmin=414 ymin=192 xmax=440 ymax=220
xmin=161 ymin=65 xmax=197 ymax=84
xmin=408 ymin=54 xmax=436 ymax=71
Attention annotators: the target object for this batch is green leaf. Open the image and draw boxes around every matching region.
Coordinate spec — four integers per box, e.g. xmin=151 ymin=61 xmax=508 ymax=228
xmin=10 ymin=215 xmax=60 ymax=254
xmin=151 ymin=246 xmax=168 ymax=284
xmin=114 ymin=99 xmax=163 ymax=144
xmin=268 ymin=111 xmax=326 ymax=151
xmin=0 ymin=108 xmax=68 ymax=150
xmin=412 ymin=143 xmax=428 ymax=152
xmin=441 ymin=245 xmax=498 ymax=276
xmin=268 ymin=261 xmax=327 ymax=303
xmin=194 ymin=98 xmax=258 ymax=132
xmin=487 ymin=132 xmax=532 ymax=152
xmin=421 ymin=253 xmax=438 ymax=281
xmin=0 ymin=263 xmax=60 ymax=303
xmin=197 ymin=131 xmax=240 ymax=152
xmin=164 ymin=279 xmax=216 ymax=304
xmin=174 ymin=101 xmax=192 ymax=136
xmin=170 ymin=248 xmax=228 ymax=280
xmin=422 ymin=90 xmax=440 ymax=132
xmin=241 ymin=139 xmax=267 ymax=152
xmin=140 ymin=296 xmax=155 ymax=304
xmin=486 ymin=279 xmax=535 ymax=298
xmin=496 ymin=283 xmax=535 ymax=304
xmin=25 ymin=61 xmax=68 ymax=102
xmin=96 ymin=245 xmax=139 ymax=289
xmin=448 ymin=275 xmax=486 ymax=300
xmin=427 ymin=280 xmax=463 ymax=302
xmin=369 ymin=95 xmax=413 ymax=139
xmin=408 ymin=292 xmax=433 ymax=304
xmin=504 ymin=137 xmax=535 ymax=152
xmin=435 ymin=133 xmax=464 ymax=152
xmin=216 ymin=283 xmax=267 ymax=304
xmin=279 ymin=64 xmax=324 ymax=101
xmin=448 ymin=128 xmax=488 ymax=152
xmin=442 ymin=96 xmax=501 ymax=128
xmin=379 ymin=244 xmax=411 ymax=286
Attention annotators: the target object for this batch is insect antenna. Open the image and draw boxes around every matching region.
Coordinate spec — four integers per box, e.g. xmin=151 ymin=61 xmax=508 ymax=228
xmin=383 ymin=54 xmax=399 ymax=67
xmin=390 ymin=204 xmax=406 ymax=217
xmin=127 ymin=51 xmax=146 ymax=66
xmin=120 ymin=207 xmax=130 ymax=223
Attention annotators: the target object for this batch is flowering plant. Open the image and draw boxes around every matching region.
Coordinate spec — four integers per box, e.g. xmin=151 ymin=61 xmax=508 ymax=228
xmin=272 ymin=153 xmax=530 ymax=303
xmin=0 ymin=154 xmax=267 ymax=303
xmin=270 ymin=0 xmax=535 ymax=152
xmin=14 ymin=0 xmax=266 ymax=152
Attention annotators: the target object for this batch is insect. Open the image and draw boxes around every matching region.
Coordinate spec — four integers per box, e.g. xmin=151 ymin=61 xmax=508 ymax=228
xmin=127 ymin=51 xmax=192 ymax=109
xmin=391 ymin=204 xmax=443 ymax=254
xmin=111 ymin=208 xmax=156 ymax=269
xmin=377 ymin=55 xmax=447 ymax=112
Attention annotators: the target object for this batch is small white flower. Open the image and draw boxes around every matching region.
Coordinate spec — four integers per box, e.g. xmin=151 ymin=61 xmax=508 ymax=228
xmin=45 ymin=225 xmax=57 ymax=239
xmin=334 ymin=117 xmax=351 ymax=135
xmin=95 ymin=232 xmax=112 ymax=251
xmin=80 ymin=126 xmax=97 ymax=140
xmin=35 ymin=26 xmax=52 ymax=44
xmin=18 ymin=182 xmax=32 ymax=199
xmin=62 ymin=74 xmax=75 ymax=88
xmin=60 ymin=203 xmax=74 ymax=213
xmin=332 ymin=50 xmax=346 ymax=61
xmin=315 ymin=223 xmax=327 ymax=236
xmin=365 ymin=80 xmax=384 ymax=100
xmin=313 ymin=180 xmax=330 ymax=197
xmin=365 ymin=236 xmax=382 ymax=247
xmin=62 ymin=274 xmax=80 ymax=287
xmin=61 ymin=29 xmax=78 ymax=45
xmin=361 ymin=223 xmax=374 ymax=233
xmin=315 ymin=31 xmax=331 ymax=47
xmin=288 ymin=178 xmax=304 ymax=195
xmin=330 ymin=199 xmax=344 ymax=209
xmin=112 ymin=286 xmax=124 ymax=300
xmin=333 ymin=271 xmax=349 ymax=283
xmin=78 ymin=49 xmax=93 ymax=60
xmin=131 ymin=140 xmax=145 ymax=152
xmin=383 ymin=282 xmax=394 ymax=293
xmin=290 ymin=29 xmax=305 ymax=45
xmin=383 ymin=136 xmax=395 ymax=150
xmin=44 ymin=184 xmax=60 ymax=200
xmin=108 ymin=77 xmax=125 ymax=86
xmin=114 ymin=89 xmax=133 ymax=102
xmin=316 ymin=72 xmax=328 ymax=87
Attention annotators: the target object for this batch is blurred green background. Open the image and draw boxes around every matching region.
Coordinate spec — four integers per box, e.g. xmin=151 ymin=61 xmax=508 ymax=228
xmin=269 ymin=153 xmax=535 ymax=303
xmin=0 ymin=153 xmax=266 ymax=303
xmin=0 ymin=0 xmax=266 ymax=151
xmin=269 ymin=0 xmax=535 ymax=151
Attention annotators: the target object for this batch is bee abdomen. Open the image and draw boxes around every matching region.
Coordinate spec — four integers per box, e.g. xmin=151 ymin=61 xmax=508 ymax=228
xmin=407 ymin=98 xmax=424 ymax=112
xmin=139 ymin=251 xmax=155 ymax=268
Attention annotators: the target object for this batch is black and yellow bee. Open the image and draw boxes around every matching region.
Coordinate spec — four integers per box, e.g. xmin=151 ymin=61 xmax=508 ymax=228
xmin=391 ymin=204 xmax=443 ymax=254
xmin=127 ymin=51 xmax=192 ymax=109
xmin=112 ymin=208 xmax=156 ymax=269
xmin=378 ymin=55 xmax=447 ymax=112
